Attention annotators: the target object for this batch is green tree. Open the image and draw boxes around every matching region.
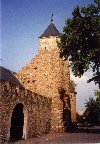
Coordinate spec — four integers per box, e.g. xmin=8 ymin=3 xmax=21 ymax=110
xmin=58 ymin=0 xmax=100 ymax=87
xmin=84 ymin=96 xmax=100 ymax=124
xmin=94 ymin=89 xmax=100 ymax=97
xmin=94 ymin=89 xmax=100 ymax=122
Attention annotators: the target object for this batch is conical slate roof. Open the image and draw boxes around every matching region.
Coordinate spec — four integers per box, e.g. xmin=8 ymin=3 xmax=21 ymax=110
xmin=0 ymin=66 xmax=23 ymax=87
xmin=40 ymin=23 xmax=60 ymax=38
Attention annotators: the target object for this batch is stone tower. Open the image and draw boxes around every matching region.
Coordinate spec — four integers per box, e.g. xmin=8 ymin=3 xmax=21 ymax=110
xmin=16 ymin=22 xmax=75 ymax=132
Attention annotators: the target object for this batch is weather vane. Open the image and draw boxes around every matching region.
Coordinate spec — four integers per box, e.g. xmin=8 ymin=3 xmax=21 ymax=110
xmin=51 ymin=14 xmax=53 ymax=23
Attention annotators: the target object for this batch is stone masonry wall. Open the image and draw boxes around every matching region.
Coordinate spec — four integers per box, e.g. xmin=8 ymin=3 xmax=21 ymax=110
xmin=16 ymin=37 xmax=70 ymax=98
xmin=70 ymin=93 xmax=76 ymax=122
xmin=16 ymin=36 xmax=70 ymax=132
xmin=0 ymin=81 xmax=51 ymax=143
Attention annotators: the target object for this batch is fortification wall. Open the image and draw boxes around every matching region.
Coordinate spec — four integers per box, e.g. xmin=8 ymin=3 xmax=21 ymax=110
xmin=0 ymin=81 xmax=51 ymax=143
xmin=16 ymin=36 xmax=71 ymax=132
xmin=16 ymin=36 xmax=70 ymax=98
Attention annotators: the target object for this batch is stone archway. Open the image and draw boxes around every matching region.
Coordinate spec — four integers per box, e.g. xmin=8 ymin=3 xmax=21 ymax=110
xmin=10 ymin=103 xmax=24 ymax=141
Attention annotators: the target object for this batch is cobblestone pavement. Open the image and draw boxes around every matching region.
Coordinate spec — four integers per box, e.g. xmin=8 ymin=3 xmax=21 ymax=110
xmin=13 ymin=126 xmax=100 ymax=144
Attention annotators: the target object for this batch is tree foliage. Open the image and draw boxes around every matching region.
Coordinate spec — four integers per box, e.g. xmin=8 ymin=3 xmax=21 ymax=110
xmin=84 ymin=96 xmax=100 ymax=124
xmin=58 ymin=0 xmax=100 ymax=87
xmin=94 ymin=89 xmax=100 ymax=97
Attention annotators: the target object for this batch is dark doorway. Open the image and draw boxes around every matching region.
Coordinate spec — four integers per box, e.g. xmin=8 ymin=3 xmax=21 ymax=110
xmin=10 ymin=103 xmax=24 ymax=141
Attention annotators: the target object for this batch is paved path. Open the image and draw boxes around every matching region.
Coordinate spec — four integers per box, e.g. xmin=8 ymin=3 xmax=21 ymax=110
xmin=13 ymin=126 xmax=100 ymax=144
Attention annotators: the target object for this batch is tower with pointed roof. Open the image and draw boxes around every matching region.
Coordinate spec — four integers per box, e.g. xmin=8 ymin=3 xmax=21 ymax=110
xmin=16 ymin=21 xmax=76 ymax=133
xmin=38 ymin=22 xmax=70 ymax=132
xmin=38 ymin=22 xmax=60 ymax=53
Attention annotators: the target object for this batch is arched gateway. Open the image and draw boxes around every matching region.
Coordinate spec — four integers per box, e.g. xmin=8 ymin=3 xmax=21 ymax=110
xmin=10 ymin=103 xmax=24 ymax=141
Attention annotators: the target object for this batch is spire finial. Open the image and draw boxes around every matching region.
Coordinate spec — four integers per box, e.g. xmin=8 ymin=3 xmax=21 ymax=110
xmin=51 ymin=14 xmax=53 ymax=23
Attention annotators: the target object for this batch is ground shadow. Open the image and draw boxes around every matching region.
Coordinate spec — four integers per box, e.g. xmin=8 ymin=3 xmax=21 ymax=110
xmin=66 ymin=126 xmax=100 ymax=134
xmin=77 ymin=127 xmax=100 ymax=134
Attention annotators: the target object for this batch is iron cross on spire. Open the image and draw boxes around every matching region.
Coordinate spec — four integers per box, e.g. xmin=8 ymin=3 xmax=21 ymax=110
xmin=51 ymin=14 xmax=53 ymax=23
